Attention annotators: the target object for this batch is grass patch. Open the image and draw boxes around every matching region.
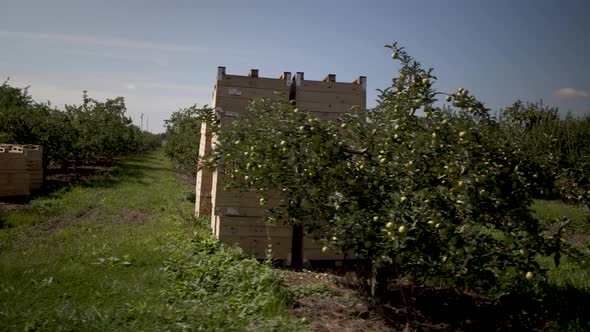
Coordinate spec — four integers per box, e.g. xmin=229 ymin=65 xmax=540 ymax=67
xmin=0 ymin=149 xmax=299 ymax=331
xmin=533 ymin=199 xmax=590 ymax=234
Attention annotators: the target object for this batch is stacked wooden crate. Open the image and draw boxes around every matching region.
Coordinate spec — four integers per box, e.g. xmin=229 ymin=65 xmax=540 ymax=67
xmin=23 ymin=145 xmax=43 ymax=192
xmin=0 ymin=145 xmax=30 ymax=196
xmin=195 ymin=67 xmax=366 ymax=262
xmin=294 ymin=72 xmax=366 ymax=122
xmin=0 ymin=144 xmax=44 ymax=197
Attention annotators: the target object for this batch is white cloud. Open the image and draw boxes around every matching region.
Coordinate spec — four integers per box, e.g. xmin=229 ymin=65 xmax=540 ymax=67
xmin=124 ymin=83 xmax=136 ymax=90
xmin=61 ymin=49 xmax=171 ymax=67
xmin=0 ymin=30 xmax=243 ymax=55
xmin=554 ymin=87 xmax=590 ymax=99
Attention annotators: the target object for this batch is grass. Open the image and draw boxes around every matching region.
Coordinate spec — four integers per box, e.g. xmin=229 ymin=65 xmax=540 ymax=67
xmin=533 ymin=199 xmax=590 ymax=234
xmin=0 ymin=149 xmax=300 ymax=331
xmin=528 ymin=200 xmax=590 ymax=331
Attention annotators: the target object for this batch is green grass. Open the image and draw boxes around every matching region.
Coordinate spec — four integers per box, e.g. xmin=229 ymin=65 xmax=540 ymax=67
xmin=529 ymin=200 xmax=590 ymax=331
xmin=533 ymin=199 xmax=590 ymax=233
xmin=0 ymin=150 xmax=300 ymax=331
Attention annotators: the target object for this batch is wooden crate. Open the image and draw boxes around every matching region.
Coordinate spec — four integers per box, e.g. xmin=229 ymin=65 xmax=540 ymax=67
xmin=24 ymin=145 xmax=43 ymax=192
xmin=0 ymin=144 xmax=44 ymax=195
xmin=198 ymin=68 xmax=365 ymax=262
xmin=0 ymin=148 xmax=29 ymax=196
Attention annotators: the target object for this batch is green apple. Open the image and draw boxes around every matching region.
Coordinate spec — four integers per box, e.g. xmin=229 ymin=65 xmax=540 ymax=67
xmin=446 ymin=95 xmax=452 ymax=102
xmin=386 ymin=222 xmax=394 ymax=229
xmin=398 ymin=225 xmax=407 ymax=234
xmin=525 ymin=271 xmax=534 ymax=280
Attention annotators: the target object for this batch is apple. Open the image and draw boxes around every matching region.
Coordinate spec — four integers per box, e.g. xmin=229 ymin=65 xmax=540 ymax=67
xmin=400 ymin=196 xmax=408 ymax=203
xmin=446 ymin=96 xmax=452 ymax=102
xmin=386 ymin=222 xmax=394 ymax=229
xmin=322 ymin=246 xmax=329 ymax=253
xmin=293 ymin=108 xmax=299 ymax=113
xmin=373 ymin=216 xmax=380 ymax=222
xmin=391 ymin=52 xmax=399 ymax=59
xmin=422 ymin=78 xmax=430 ymax=85
xmin=259 ymin=197 xmax=267 ymax=205
xmin=398 ymin=225 xmax=407 ymax=234
xmin=525 ymin=271 xmax=534 ymax=280
xmin=459 ymin=131 xmax=466 ymax=138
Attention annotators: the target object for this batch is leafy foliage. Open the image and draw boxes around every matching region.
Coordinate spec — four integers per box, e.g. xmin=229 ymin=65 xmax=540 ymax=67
xmin=164 ymin=104 xmax=214 ymax=176
xmin=0 ymin=80 xmax=160 ymax=166
xmin=205 ymin=43 xmax=573 ymax=298
xmin=500 ymin=101 xmax=590 ymax=208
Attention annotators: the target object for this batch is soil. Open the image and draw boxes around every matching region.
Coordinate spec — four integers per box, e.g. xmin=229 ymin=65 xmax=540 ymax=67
xmin=284 ymin=267 xmax=568 ymax=332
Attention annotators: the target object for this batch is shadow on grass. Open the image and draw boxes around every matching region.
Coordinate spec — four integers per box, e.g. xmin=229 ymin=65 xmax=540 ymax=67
xmin=371 ymin=281 xmax=590 ymax=331
xmin=299 ymin=260 xmax=590 ymax=331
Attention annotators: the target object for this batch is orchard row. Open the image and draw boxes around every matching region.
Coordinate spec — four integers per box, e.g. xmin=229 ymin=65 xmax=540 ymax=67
xmin=0 ymin=82 xmax=160 ymax=167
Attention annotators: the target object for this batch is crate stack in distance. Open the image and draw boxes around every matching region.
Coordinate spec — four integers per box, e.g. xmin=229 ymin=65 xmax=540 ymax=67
xmin=0 ymin=145 xmax=30 ymax=196
xmin=23 ymin=145 xmax=43 ymax=193
xmin=0 ymin=144 xmax=44 ymax=197
xmin=195 ymin=67 xmax=366 ymax=263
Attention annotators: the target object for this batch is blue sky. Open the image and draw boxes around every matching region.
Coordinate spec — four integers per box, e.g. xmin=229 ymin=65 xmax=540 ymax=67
xmin=1 ymin=0 xmax=589 ymax=132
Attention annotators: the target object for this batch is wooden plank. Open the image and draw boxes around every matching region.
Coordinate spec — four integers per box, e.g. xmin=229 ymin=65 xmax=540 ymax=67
xmin=219 ymin=234 xmax=292 ymax=259
xmin=214 ymin=191 xmax=284 ymax=208
xmin=214 ymin=205 xmax=269 ymax=217
xmin=219 ymin=224 xmax=293 ymax=238
xmin=24 ymin=145 xmax=43 ymax=160
xmin=297 ymin=90 xmax=365 ymax=105
xmin=216 ymin=86 xmax=289 ymax=100
xmin=217 ymin=75 xmax=291 ymax=90
xmin=299 ymin=80 xmax=364 ymax=93
xmin=297 ymin=101 xmax=364 ymax=114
